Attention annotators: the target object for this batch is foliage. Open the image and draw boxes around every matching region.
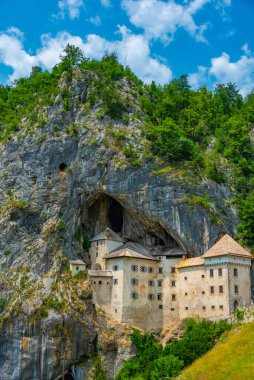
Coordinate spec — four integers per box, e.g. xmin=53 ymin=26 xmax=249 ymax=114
xmin=73 ymin=225 xmax=91 ymax=252
xmin=0 ymin=46 xmax=254 ymax=249
xmin=234 ymin=308 xmax=245 ymax=322
xmin=164 ymin=318 xmax=231 ymax=367
xmin=237 ymin=191 xmax=254 ymax=251
xmin=92 ymin=354 xmax=108 ymax=380
xmin=57 ymin=218 xmax=66 ymax=231
xmin=0 ymin=297 xmax=6 ymax=313
xmin=47 ymin=299 xmax=64 ymax=311
xmin=177 ymin=321 xmax=254 ymax=380
xmin=116 ymin=319 xmax=230 ymax=380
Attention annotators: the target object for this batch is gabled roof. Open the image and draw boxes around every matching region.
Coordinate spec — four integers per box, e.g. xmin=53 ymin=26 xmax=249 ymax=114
xmin=202 ymin=234 xmax=251 ymax=259
xmin=70 ymin=259 xmax=86 ymax=265
xmin=176 ymin=257 xmax=204 ymax=269
xmin=90 ymin=227 xmax=123 ymax=242
xmin=104 ymin=242 xmax=158 ymax=261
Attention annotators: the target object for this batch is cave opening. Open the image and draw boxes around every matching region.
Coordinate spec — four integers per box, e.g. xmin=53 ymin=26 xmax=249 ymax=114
xmin=108 ymin=197 xmax=123 ymax=233
xmin=84 ymin=193 xmax=181 ymax=251
xmin=59 ymin=163 xmax=67 ymax=171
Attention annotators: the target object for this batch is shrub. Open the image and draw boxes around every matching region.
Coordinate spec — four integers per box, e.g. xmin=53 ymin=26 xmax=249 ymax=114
xmin=57 ymin=218 xmax=66 ymax=231
xmin=0 ymin=297 xmax=6 ymax=312
xmin=116 ymin=319 xmax=231 ymax=380
xmin=234 ymin=308 xmax=244 ymax=322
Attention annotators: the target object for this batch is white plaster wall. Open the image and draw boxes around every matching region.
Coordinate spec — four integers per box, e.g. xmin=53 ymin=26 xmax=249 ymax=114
xmin=90 ymin=275 xmax=113 ymax=313
xmin=70 ymin=263 xmax=86 ymax=275
xmin=158 ymin=256 xmax=183 ymax=328
xmin=106 ymin=258 xmax=124 ymax=322
xmin=178 ymin=264 xmax=230 ymax=319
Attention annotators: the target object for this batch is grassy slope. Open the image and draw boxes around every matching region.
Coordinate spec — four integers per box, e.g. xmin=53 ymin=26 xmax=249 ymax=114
xmin=176 ymin=321 xmax=254 ymax=380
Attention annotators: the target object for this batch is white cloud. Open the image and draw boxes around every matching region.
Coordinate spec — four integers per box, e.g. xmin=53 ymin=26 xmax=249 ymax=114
xmin=101 ymin=0 xmax=111 ymax=6
xmin=0 ymin=30 xmax=37 ymax=81
xmin=56 ymin=0 xmax=84 ymax=19
xmin=89 ymin=15 xmax=102 ymax=26
xmin=189 ymin=46 xmax=254 ymax=96
xmin=121 ymin=0 xmax=212 ymax=44
xmin=0 ymin=27 xmax=172 ymax=85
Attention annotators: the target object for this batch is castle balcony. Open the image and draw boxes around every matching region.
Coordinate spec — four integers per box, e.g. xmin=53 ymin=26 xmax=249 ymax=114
xmin=88 ymin=270 xmax=113 ymax=277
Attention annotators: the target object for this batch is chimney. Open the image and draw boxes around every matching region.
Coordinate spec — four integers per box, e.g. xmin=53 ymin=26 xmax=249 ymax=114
xmin=105 ymin=227 xmax=110 ymax=239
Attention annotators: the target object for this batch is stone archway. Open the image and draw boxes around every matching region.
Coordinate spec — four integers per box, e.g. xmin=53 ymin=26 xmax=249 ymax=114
xmin=92 ymin=263 xmax=102 ymax=270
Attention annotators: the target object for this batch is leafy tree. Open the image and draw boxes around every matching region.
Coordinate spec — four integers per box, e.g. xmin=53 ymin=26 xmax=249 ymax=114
xmin=237 ymin=191 xmax=254 ymax=251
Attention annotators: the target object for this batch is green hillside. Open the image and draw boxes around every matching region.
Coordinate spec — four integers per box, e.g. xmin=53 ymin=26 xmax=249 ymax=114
xmin=177 ymin=321 xmax=254 ymax=380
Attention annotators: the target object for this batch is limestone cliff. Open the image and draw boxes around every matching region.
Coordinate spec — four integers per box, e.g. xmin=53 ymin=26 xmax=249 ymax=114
xmin=0 ymin=69 xmax=238 ymax=379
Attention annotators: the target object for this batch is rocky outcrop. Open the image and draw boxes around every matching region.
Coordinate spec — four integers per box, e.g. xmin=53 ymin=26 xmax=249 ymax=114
xmin=0 ymin=72 xmax=239 ymax=379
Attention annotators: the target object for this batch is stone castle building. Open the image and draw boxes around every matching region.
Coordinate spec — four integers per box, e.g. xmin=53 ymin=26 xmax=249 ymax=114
xmin=85 ymin=228 xmax=252 ymax=331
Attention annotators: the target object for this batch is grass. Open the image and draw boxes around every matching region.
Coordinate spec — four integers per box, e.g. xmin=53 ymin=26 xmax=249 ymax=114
xmin=176 ymin=321 xmax=254 ymax=380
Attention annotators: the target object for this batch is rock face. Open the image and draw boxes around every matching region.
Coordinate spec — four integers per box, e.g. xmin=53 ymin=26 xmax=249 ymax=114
xmin=0 ymin=314 xmax=96 ymax=380
xmin=0 ymin=73 xmax=239 ymax=379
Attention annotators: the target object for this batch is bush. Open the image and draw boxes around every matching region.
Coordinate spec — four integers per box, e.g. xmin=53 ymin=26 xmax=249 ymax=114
xmin=0 ymin=297 xmax=6 ymax=313
xmin=116 ymin=319 xmax=231 ymax=380
xmin=57 ymin=218 xmax=66 ymax=231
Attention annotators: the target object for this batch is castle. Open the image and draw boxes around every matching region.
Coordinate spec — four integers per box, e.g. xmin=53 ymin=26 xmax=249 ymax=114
xmin=73 ymin=228 xmax=252 ymax=331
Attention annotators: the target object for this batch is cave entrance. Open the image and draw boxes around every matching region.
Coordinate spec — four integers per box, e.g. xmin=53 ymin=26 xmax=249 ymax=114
xmin=108 ymin=197 xmax=123 ymax=233
xmin=87 ymin=194 xmax=124 ymax=236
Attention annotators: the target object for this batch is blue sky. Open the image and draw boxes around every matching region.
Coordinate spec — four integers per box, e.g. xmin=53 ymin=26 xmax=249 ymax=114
xmin=0 ymin=0 xmax=254 ymax=95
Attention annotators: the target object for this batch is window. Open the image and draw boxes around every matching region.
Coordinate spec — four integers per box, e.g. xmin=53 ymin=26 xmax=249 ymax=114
xmin=157 ymin=293 xmax=162 ymax=300
xmin=185 ymin=292 xmax=188 ymax=296
xmin=171 ymin=267 xmax=176 ymax=273
xmin=115 ymin=309 xmax=117 ymax=313
xmin=113 ymin=265 xmax=119 ymax=271
xmin=99 ymin=281 xmax=102 ymax=285
xmin=148 ymin=294 xmax=155 ymax=300
xmin=234 ymin=285 xmax=239 ymax=294
xmin=171 ymin=308 xmax=175 ymax=311
xmin=113 ymin=279 xmax=118 ymax=285
xmin=219 ymin=285 xmax=224 ymax=294
xmin=220 ymin=305 xmax=224 ymax=310
xmin=107 ymin=282 xmax=109 ymax=285
xmin=131 ymin=278 xmax=139 ymax=285
xmin=201 ymin=274 xmax=205 ymax=278
xmin=202 ymin=306 xmax=206 ymax=310
xmin=171 ymin=280 xmax=176 ymax=287
xmin=131 ymin=265 xmax=138 ymax=271
xmin=131 ymin=292 xmax=139 ymax=299
xmin=234 ymin=268 xmax=238 ymax=277
xmin=140 ymin=266 xmax=147 ymax=272
xmin=76 ymin=267 xmax=79 ymax=270
xmin=148 ymin=267 xmax=154 ymax=273
xmin=218 ymin=268 xmax=222 ymax=277
xmin=93 ymin=281 xmax=96 ymax=284
xmin=211 ymin=305 xmax=215 ymax=310
xmin=159 ymin=267 xmax=163 ymax=274
xmin=96 ymin=241 xmax=99 ymax=246
xmin=210 ymin=269 xmax=214 ymax=278
xmin=210 ymin=286 xmax=214 ymax=294
xmin=185 ymin=307 xmax=188 ymax=310
xmin=184 ymin=276 xmax=187 ymax=281
xmin=159 ymin=305 xmax=163 ymax=309
xmin=148 ymin=280 xmax=154 ymax=286
xmin=172 ymin=294 xmax=176 ymax=301
xmin=202 ymin=291 xmax=205 ymax=294
xmin=96 ymin=251 xmax=98 ymax=258
xmin=158 ymin=280 xmax=162 ymax=287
